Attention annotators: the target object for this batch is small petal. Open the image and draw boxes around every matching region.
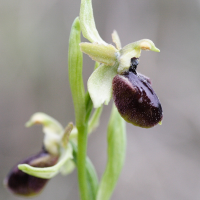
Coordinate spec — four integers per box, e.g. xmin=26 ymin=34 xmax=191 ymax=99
xmin=112 ymin=71 xmax=163 ymax=128
xmin=118 ymin=39 xmax=160 ymax=74
xmin=140 ymin=40 xmax=160 ymax=52
xmin=18 ymin=144 xmax=73 ymax=179
xmin=88 ymin=63 xmax=118 ymax=108
xmin=4 ymin=150 xmax=58 ymax=196
xmin=69 ymin=126 xmax=78 ymax=139
xmin=80 ymin=42 xmax=118 ymax=66
xmin=112 ymin=30 xmax=121 ymax=50
xmin=61 ymin=122 xmax=74 ymax=148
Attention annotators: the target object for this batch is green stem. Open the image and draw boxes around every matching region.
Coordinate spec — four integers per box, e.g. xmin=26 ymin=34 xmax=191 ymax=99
xmin=77 ymin=124 xmax=89 ymax=200
xmin=76 ymin=93 xmax=93 ymax=200
xmin=70 ymin=140 xmax=99 ymax=200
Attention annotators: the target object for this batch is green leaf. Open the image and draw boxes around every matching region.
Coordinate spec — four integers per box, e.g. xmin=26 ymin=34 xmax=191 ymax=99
xmin=88 ymin=63 xmax=118 ymax=108
xmin=68 ymin=17 xmax=86 ymax=127
xmin=80 ymin=0 xmax=107 ymax=44
xmin=18 ymin=144 xmax=73 ymax=179
xmin=96 ymin=105 xmax=126 ymax=200
xmin=80 ymin=42 xmax=117 ymax=66
xmin=86 ymin=157 xmax=99 ymax=200
xmin=69 ymin=18 xmax=90 ymax=200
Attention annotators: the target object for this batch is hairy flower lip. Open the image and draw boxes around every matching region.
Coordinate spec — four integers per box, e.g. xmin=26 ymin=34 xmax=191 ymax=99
xmin=112 ymin=71 xmax=163 ymax=128
xmin=4 ymin=149 xmax=58 ymax=197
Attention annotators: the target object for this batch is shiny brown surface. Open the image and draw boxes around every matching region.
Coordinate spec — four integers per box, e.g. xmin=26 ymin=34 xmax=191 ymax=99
xmin=5 ymin=150 xmax=58 ymax=196
xmin=113 ymin=71 xmax=163 ymax=128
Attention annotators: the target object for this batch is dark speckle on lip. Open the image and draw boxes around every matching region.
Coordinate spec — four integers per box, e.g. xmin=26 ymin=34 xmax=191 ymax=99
xmin=112 ymin=71 xmax=163 ymax=128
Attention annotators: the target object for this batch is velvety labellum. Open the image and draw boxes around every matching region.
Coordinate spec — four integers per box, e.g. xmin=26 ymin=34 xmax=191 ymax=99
xmin=5 ymin=149 xmax=58 ymax=196
xmin=112 ymin=71 xmax=163 ymax=128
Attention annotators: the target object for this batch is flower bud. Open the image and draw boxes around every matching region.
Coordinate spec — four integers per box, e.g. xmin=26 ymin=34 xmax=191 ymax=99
xmin=112 ymin=59 xmax=163 ymax=128
xmin=4 ymin=149 xmax=58 ymax=196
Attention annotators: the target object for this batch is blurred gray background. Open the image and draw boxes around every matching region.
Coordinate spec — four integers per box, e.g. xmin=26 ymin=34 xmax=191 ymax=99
xmin=1 ymin=0 xmax=200 ymax=199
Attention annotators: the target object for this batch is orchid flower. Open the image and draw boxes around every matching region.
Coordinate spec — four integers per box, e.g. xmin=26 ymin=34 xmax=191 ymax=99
xmin=4 ymin=113 xmax=75 ymax=196
xmin=79 ymin=0 xmax=163 ymax=128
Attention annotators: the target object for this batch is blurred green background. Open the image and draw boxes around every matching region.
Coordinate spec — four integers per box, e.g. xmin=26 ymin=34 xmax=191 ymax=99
xmin=1 ymin=0 xmax=200 ymax=199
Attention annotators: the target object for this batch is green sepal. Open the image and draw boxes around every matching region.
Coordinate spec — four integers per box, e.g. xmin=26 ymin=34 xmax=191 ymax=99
xmin=96 ymin=105 xmax=126 ymax=200
xmin=80 ymin=0 xmax=107 ymax=44
xmin=88 ymin=63 xmax=118 ymax=108
xmin=80 ymin=42 xmax=117 ymax=66
xmin=18 ymin=144 xmax=73 ymax=179
xmin=68 ymin=17 xmax=86 ymax=128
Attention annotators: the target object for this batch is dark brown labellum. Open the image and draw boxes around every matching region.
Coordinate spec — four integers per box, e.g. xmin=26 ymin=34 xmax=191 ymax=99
xmin=112 ymin=71 xmax=163 ymax=128
xmin=4 ymin=149 xmax=58 ymax=197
